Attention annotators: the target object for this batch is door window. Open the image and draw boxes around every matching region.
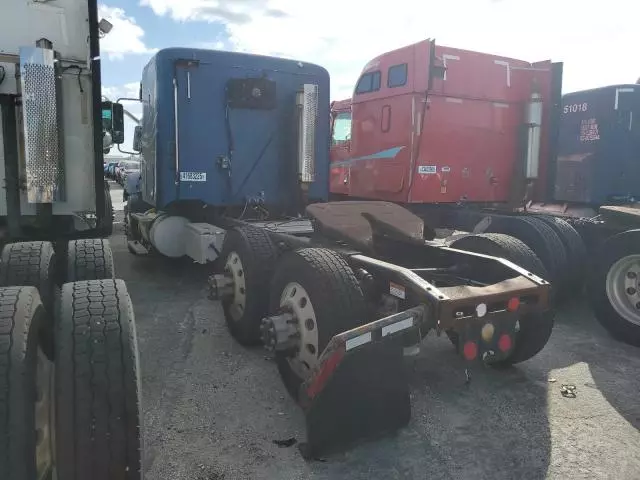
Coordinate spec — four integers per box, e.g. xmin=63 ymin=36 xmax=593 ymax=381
xmin=332 ymin=112 xmax=352 ymax=144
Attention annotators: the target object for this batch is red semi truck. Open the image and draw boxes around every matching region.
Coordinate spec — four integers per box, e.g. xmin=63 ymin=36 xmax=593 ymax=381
xmin=329 ymin=39 xmax=640 ymax=346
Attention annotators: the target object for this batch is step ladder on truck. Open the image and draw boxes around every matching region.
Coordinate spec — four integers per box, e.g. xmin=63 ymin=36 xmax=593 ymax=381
xmin=123 ymin=47 xmax=554 ymax=456
xmin=0 ymin=1 xmax=142 ymax=479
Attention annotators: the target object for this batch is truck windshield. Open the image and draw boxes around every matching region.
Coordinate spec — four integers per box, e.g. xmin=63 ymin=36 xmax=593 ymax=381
xmin=332 ymin=112 xmax=351 ymax=144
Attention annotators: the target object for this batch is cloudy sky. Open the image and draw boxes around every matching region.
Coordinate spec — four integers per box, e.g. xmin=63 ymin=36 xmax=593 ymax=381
xmin=100 ymin=0 xmax=639 ymax=152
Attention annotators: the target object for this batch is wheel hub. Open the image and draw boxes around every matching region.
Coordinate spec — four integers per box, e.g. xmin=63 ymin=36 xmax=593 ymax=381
xmin=260 ymin=311 xmax=298 ymax=351
xmin=224 ymin=251 xmax=246 ymax=321
xmin=606 ymin=254 xmax=640 ymax=326
xmin=271 ymin=282 xmax=320 ymax=379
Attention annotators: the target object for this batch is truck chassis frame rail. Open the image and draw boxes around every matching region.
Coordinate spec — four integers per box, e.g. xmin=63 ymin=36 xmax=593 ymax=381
xmin=209 ymin=201 xmax=552 ymax=457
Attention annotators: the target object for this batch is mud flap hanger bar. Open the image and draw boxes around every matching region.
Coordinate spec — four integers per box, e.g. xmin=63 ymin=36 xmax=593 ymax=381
xmin=347 ymin=252 xmax=550 ymax=327
xmin=297 ymin=306 xmax=423 ymax=458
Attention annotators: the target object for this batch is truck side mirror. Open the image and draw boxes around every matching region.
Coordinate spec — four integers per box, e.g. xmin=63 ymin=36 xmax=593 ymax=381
xmin=132 ymin=126 xmax=142 ymax=152
xmin=101 ymin=101 xmax=125 ymax=144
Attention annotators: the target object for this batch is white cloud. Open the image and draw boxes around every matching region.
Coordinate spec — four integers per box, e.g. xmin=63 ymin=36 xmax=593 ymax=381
xmin=103 ymin=82 xmax=140 ymax=100
xmin=99 ymin=5 xmax=157 ymax=60
xmin=139 ymin=0 xmax=640 ymax=100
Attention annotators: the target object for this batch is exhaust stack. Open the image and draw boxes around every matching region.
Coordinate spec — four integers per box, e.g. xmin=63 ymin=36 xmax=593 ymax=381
xmin=296 ymin=84 xmax=319 ymax=184
xmin=20 ymin=40 xmax=65 ymax=203
xmin=524 ymin=88 xmax=543 ymax=180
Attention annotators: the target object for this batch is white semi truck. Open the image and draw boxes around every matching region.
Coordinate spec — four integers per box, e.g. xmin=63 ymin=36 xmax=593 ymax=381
xmin=0 ymin=1 xmax=141 ymax=479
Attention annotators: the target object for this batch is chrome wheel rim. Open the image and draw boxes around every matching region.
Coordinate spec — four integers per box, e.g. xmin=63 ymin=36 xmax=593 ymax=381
xmin=279 ymin=282 xmax=319 ymax=380
xmin=605 ymin=254 xmax=640 ymax=327
xmin=225 ymin=251 xmax=246 ymax=321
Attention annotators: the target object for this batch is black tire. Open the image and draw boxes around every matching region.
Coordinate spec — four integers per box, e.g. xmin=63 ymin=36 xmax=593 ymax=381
xmin=0 ymin=286 xmax=50 ymax=480
xmin=66 ymin=238 xmax=115 ymax=282
xmin=0 ymin=241 xmax=56 ymax=310
xmin=448 ymin=233 xmax=555 ymax=365
xmin=55 ymin=279 xmax=142 ymax=479
xmin=269 ymin=248 xmax=367 ymax=400
xmin=587 ymin=229 xmax=640 ymax=346
xmin=488 ymin=215 xmax=569 ymax=293
xmin=535 ymin=215 xmax=587 ymax=288
xmin=98 ymin=180 xmax=114 ymax=237
xmin=125 ymin=194 xmax=148 ymax=245
xmin=219 ymin=226 xmax=279 ymax=345
xmin=0 ymin=241 xmax=56 ymax=360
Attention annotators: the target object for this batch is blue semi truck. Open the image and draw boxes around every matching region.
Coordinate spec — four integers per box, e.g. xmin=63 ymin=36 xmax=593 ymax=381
xmin=121 ymin=47 xmax=555 ymax=456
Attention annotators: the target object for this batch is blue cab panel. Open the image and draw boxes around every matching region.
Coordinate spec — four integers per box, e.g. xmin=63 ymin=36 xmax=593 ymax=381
xmin=139 ymin=48 xmax=330 ymax=210
xmin=555 ymin=84 xmax=640 ymax=204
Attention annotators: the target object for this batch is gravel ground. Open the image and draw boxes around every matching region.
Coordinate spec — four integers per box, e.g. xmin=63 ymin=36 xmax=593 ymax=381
xmin=109 ymin=182 xmax=640 ymax=480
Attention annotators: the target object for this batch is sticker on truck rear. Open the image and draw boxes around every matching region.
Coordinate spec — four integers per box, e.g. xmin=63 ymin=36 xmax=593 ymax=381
xmin=418 ymin=165 xmax=437 ymax=174
xmin=389 ymin=282 xmax=406 ymax=299
xmin=180 ymin=171 xmax=207 ymax=182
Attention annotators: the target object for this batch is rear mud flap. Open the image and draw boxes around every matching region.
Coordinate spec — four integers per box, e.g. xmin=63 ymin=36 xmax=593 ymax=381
xmin=300 ymin=337 xmax=411 ymax=459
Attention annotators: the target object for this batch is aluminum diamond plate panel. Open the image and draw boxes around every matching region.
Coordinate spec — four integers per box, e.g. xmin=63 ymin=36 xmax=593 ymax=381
xmin=20 ymin=46 xmax=64 ymax=203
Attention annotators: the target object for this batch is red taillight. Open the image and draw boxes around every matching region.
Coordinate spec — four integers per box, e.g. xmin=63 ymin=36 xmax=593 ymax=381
xmin=463 ymin=341 xmax=478 ymax=361
xmin=507 ymin=297 xmax=520 ymax=312
xmin=498 ymin=334 xmax=512 ymax=352
xmin=306 ymin=346 xmax=345 ymax=399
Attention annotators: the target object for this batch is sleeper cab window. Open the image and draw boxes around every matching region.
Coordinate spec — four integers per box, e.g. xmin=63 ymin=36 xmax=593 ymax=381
xmin=387 ymin=63 xmax=408 ymax=88
xmin=355 ymin=70 xmax=381 ymax=95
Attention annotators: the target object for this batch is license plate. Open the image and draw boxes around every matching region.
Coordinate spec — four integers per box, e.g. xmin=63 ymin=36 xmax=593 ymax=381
xmin=180 ymin=171 xmax=207 ymax=182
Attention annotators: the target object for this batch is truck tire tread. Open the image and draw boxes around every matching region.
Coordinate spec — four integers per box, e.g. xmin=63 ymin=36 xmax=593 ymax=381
xmin=535 ymin=215 xmax=587 ymax=286
xmin=0 ymin=241 xmax=56 ymax=309
xmin=270 ymin=247 xmax=367 ymax=400
xmin=0 ymin=286 xmax=46 ymax=480
xmin=66 ymin=238 xmax=115 ymax=282
xmin=98 ymin=180 xmax=114 ymax=237
xmin=220 ymin=226 xmax=279 ymax=345
xmin=55 ymin=279 xmax=142 ymax=479
xmin=0 ymin=241 xmax=56 ymax=359
xmin=489 ymin=215 xmax=568 ymax=291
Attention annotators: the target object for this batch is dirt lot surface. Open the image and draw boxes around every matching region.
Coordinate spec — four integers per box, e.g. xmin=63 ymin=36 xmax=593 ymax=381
xmin=109 ymin=183 xmax=640 ymax=480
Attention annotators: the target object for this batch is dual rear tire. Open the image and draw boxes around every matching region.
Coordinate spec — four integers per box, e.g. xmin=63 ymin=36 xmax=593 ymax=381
xmin=486 ymin=214 xmax=586 ymax=300
xmin=218 ymin=228 xmax=367 ymax=399
xmin=448 ymin=233 xmax=555 ymax=365
xmin=0 ymin=239 xmax=142 ymax=479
